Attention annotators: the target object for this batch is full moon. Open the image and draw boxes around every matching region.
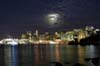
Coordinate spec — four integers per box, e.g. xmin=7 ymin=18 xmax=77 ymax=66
xmin=47 ymin=13 xmax=60 ymax=24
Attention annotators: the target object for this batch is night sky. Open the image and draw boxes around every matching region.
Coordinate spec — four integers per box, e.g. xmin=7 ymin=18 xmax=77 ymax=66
xmin=0 ymin=0 xmax=100 ymax=37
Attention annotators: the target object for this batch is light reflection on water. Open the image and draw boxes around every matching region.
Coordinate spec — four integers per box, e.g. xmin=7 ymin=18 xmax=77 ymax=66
xmin=0 ymin=44 xmax=100 ymax=66
xmin=4 ymin=45 xmax=18 ymax=66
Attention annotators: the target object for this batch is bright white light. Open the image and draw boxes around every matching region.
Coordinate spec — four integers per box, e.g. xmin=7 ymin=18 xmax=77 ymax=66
xmin=47 ymin=13 xmax=60 ymax=24
xmin=50 ymin=17 xmax=56 ymax=21
xmin=2 ymin=38 xmax=18 ymax=45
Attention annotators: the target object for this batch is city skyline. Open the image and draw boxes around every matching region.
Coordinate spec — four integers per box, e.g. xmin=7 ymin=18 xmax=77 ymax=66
xmin=0 ymin=26 xmax=100 ymax=45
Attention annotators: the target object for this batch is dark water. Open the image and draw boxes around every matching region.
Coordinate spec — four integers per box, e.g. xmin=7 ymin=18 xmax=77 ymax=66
xmin=0 ymin=44 xmax=100 ymax=66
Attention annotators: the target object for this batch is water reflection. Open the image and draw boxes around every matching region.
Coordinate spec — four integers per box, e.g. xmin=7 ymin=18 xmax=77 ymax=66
xmin=85 ymin=45 xmax=99 ymax=58
xmin=78 ymin=45 xmax=85 ymax=64
xmin=66 ymin=45 xmax=78 ymax=64
xmin=0 ymin=44 xmax=99 ymax=66
xmin=33 ymin=45 xmax=40 ymax=66
xmin=55 ymin=44 xmax=61 ymax=62
xmin=0 ymin=45 xmax=4 ymax=66
xmin=18 ymin=45 xmax=34 ymax=66
xmin=85 ymin=45 xmax=100 ymax=66
xmin=4 ymin=45 xmax=18 ymax=66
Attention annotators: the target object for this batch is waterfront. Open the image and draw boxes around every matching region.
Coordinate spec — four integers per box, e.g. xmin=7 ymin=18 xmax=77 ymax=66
xmin=0 ymin=44 xmax=100 ymax=66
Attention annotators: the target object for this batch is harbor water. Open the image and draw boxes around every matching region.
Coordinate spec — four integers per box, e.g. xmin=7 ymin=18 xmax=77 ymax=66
xmin=0 ymin=44 xmax=100 ymax=66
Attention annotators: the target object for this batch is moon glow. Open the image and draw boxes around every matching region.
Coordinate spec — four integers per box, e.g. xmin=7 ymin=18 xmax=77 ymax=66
xmin=47 ymin=13 xmax=60 ymax=24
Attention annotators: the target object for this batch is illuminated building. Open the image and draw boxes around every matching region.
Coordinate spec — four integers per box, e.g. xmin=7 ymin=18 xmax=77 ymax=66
xmin=54 ymin=32 xmax=60 ymax=39
xmin=78 ymin=31 xmax=87 ymax=42
xmin=66 ymin=31 xmax=74 ymax=41
xmin=21 ymin=34 xmax=27 ymax=39
xmin=0 ymin=26 xmax=99 ymax=45
xmin=34 ymin=30 xmax=39 ymax=40
xmin=0 ymin=38 xmax=18 ymax=45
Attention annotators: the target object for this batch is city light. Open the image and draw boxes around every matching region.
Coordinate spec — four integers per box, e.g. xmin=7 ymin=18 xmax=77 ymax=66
xmin=0 ymin=26 xmax=99 ymax=45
